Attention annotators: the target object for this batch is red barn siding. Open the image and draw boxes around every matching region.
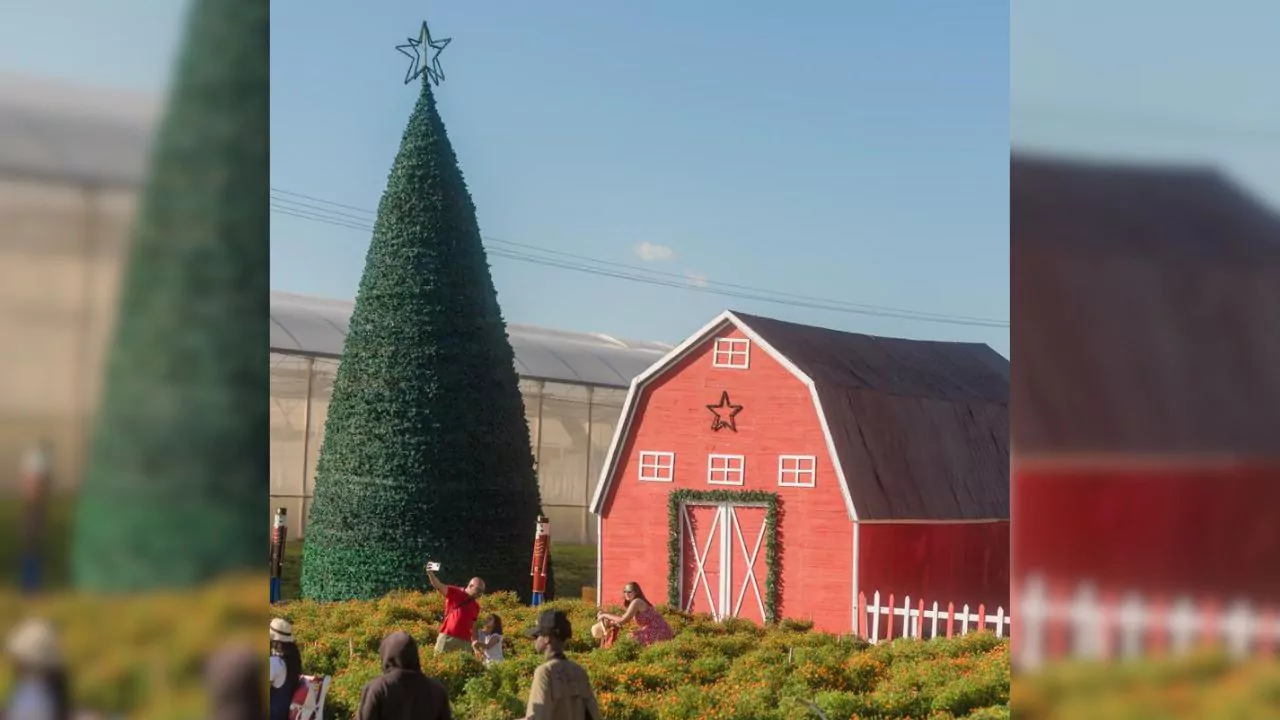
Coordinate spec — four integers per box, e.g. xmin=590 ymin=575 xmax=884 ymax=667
xmin=600 ymin=326 xmax=854 ymax=632
xmin=1013 ymin=460 xmax=1280 ymax=604
xmin=858 ymin=521 xmax=1010 ymax=636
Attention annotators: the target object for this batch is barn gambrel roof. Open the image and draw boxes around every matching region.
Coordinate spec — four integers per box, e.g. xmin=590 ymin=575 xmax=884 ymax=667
xmin=589 ymin=311 xmax=1010 ymax=521
xmin=1012 ymin=154 xmax=1280 ymax=455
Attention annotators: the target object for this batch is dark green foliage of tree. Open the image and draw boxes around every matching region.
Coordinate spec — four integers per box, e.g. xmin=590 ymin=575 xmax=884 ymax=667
xmin=70 ymin=0 xmax=269 ymax=590
xmin=300 ymin=78 xmax=551 ymax=602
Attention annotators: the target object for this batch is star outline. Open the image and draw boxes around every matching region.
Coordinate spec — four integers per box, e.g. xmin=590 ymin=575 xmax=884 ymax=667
xmin=395 ymin=21 xmax=451 ymax=86
xmin=707 ymin=391 xmax=743 ymax=433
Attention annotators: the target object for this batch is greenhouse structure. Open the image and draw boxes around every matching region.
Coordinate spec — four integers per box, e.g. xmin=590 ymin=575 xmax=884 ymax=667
xmin=271 ymin=291 xmax=671 ymax=545
xmin=0 ymin=73 xmax=157 ymax=493
xmin=0 ymin=71 xmax=673 ymax=548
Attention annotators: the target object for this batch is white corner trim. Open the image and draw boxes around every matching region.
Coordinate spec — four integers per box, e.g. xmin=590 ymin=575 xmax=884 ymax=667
xmin=637 ymin=450 xmax=676 ymax=482
xmin=777 ymin=454 xmax=817 ymax=488
xmin=725 ymin=312 xmax=859 ymax=521
xmin=596 ymin=516 xmax=603 ymax=607
xmin=707 ymin=453 xmax=746 ymax=486
xmin=851 ymin=520 xmax=860 ymax=634
xmin=711 ymin=337 xmax=751 ymax=369
xmin=589 ymin=312 xmax=737 ymax=515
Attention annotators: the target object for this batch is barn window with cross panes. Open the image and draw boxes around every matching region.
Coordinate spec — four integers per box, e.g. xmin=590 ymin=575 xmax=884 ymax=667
xmin=707 ymin=454 xmax=745 ymax=485
xmin=638 ymin=451 xmax=675 ymax=482
xmin=711 ymin=338 xmax=750 ymax=369
xmin=777 ymin=455 xmax=816 ymax=487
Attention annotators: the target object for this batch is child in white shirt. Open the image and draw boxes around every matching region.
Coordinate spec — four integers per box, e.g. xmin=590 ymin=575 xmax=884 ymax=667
xmin=471 ymin=614 xmax=504 ymax=666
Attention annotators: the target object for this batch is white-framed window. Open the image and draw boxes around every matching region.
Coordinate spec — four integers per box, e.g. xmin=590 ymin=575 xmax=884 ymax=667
xmin=712 ymin=337 xmax=750 ymax=369
xmin=777 ymin=455 xmax=817 ymax=487
xmin=638 ymin=451 xmax=675 ymax=482
xmin=707 ymin=454 xmax=745 ymax=485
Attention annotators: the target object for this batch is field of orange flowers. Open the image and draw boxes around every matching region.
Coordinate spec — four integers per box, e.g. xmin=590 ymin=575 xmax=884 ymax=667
xmin=7 ymin=577 xmax=1275 ymax=719
xmin=278 ymin=589 xmax=1010 ymax=719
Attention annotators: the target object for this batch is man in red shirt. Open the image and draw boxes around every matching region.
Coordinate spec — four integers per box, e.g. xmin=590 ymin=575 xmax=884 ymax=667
xmin=426 ymin=566 xmax=485 ymax=654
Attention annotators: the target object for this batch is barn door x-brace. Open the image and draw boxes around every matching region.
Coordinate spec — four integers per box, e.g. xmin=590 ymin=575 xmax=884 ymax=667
xmin=679 ymin=502 xmax=768 ymax=622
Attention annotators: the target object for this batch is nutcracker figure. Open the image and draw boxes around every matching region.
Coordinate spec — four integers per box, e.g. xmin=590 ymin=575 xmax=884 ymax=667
xmin=530 ymin=515 xmax=551 ymax=606
xmin=269 ymin=507 xmax=288 ymax=604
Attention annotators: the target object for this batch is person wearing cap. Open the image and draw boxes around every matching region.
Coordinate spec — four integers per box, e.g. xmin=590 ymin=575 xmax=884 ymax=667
xmin=523 ymin=610 xmax=601 ymax=720
xmin=5 ymin=617 xmax=70 ymax=720
xmin=269 ymin=619 xmax=303 ymax=720
xmin=424 ymin=565 xmax=485 ymax=655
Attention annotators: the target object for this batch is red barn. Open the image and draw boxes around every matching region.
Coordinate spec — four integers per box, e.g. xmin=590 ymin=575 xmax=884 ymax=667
xmin=589 ymin=311 xmax=1010 ymax=635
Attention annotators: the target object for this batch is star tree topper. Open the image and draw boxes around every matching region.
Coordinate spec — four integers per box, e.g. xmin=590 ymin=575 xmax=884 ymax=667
xmin=396 ymin=20 xmax=451 ymax=85
xmin=707 ymin=391 xmax=743 ymax=432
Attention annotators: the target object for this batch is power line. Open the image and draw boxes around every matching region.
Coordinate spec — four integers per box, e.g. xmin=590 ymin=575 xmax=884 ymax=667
xmin=269 ymin=189 xmax=1009 ymax=329
xmin=270 ymin=189 xmax=1003 ymax=325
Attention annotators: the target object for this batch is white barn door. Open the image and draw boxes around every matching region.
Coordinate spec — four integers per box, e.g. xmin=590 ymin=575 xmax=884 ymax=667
xmin=679 ymin=503 xmax=769 ymax=622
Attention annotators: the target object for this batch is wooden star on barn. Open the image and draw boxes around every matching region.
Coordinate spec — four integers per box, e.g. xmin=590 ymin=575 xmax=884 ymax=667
xmin=707 ymin=391 xmax=743 ymax=432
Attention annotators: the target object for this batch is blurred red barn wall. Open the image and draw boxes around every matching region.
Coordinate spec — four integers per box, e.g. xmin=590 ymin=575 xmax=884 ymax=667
xmin=1011 ymin=155 xmax=1280 ymax=604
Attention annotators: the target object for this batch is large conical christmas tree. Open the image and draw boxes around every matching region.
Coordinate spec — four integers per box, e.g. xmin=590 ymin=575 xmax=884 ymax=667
xmin=70 ymin=0 xmax=269 ymax=590
xmin=300 ymin=41 xmax=550 ymax=601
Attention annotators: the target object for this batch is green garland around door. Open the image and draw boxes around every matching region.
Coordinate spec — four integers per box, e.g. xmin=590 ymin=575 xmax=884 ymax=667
xmin=666 ymin=489 xmax=781 ymax=623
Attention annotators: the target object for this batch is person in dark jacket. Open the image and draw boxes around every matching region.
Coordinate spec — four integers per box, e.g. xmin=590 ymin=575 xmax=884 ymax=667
xmin=355 ymin=632 xmax=451 ymax=720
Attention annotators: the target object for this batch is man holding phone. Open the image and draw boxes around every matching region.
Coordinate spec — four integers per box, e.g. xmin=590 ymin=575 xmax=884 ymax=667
xmin=426 ymin=563 xmax=486 ymax=654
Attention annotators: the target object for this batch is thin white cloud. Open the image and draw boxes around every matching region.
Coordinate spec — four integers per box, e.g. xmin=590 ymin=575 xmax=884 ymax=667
xmin=685 ymin=271 xmax=709 ymax=288
xmin=634 ymin=242 xmax=675 ymax=262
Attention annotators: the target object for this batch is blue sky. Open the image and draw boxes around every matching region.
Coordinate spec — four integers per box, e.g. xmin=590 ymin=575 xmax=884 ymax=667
xmin=13 ymin=3 xmax=1274 ymax=359
xmin=1013 ymin=1 xmax=1280 ymax=210
xmin=268 ymin=1 xmax=1011 ymax=354
xmin=3 ymin=0 xmax=1010 ymax=354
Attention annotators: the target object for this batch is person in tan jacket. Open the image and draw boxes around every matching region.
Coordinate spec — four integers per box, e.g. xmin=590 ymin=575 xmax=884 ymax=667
xmin=523 ymin=610 xmax=601 ymax=720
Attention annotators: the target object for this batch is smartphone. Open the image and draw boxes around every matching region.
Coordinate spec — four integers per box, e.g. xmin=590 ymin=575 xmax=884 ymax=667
xmin=425 ymin=562 xmax=441 ymax=572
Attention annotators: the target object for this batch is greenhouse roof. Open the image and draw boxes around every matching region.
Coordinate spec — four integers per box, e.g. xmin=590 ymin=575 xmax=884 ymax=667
xmin=0 ymin=72 xmax=159 ymax=188
xmin=271 ymin=291 xmax=673 ymax=389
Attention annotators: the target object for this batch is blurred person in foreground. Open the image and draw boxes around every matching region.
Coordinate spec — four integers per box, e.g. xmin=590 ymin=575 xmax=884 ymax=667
xmin=208 ymin=646 xmax=264 ymax=720
xmin=523 ymin=610 xmax=601 ymax=720
xmin=16 ymin=443 xmax=52 ymax=595
xmin=355 ymin=632 xmax=450 ymax=720
xmin=4 ymin=618 xmax=69 ymax=720
xmin=424 ymin=566 xmax=484 ymax=655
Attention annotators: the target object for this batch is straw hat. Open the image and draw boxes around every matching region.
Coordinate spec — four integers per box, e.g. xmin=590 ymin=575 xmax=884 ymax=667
xmin=269 ymin=618 xmax=294 ymax=643
xmin=6 ymin=618 xmax=62 ymax=669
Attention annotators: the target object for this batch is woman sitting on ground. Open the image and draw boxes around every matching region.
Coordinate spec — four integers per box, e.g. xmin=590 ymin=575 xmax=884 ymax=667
xmin=591 ymin=582 xmax=674 ymax=647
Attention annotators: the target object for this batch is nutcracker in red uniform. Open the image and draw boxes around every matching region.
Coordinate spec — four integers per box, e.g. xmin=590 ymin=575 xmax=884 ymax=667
xmin=269 ymin=507 xmax=288 ymax=604
xmin=530 ymin=515 xmax=550 ymax=606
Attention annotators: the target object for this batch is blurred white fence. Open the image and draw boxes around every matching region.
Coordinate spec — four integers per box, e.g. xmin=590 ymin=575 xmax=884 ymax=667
xmin=1015 ymin=574 xmax=1280 ymax=669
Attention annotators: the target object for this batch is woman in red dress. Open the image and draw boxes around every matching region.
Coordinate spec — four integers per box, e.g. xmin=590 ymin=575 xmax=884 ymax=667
xmin=592 ymin=582 xmax=675 ymax=647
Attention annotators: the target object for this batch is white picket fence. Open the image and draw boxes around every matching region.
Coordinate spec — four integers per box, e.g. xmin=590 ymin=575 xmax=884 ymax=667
xmin=1016 ymin=574 xmax=1280 ymax=670
xmin=858 ymin=590 xmax=1011 ymax=644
